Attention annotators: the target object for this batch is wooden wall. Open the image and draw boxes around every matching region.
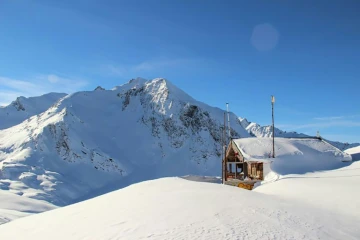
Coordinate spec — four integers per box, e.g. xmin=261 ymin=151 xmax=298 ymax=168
xmin=247 ymin=163 xmax=264 ymax=180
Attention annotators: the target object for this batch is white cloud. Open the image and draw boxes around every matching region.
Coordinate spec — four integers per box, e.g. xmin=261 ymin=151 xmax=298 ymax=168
xmin=0 ymin=74 xmax=88 ymax=106
xmin=278 ymin=120 xmax=360 ymax=130
xmin=313 ymin=115 xmax=360 ymax=121
xmin=101 ymin=58 xmax=197 ymax=77
xmin=314 ymin=116 xmax=345 ymax=121
xmin=0 ymin=91 xmax=22 ymax=107
xmin=251 ymin=23 xmax=279 ymax=51
xmin=35 ymin=74 xmax=87 ymax=92
xmin=105 ymin=65 xmax=127 ymax=77
xmin=47 ymin=74 xmax=60 ymax=83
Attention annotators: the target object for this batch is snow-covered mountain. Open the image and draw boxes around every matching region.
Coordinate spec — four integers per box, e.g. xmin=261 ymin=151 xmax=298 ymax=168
xmin=239 ymin=117 xmax=308 ymax=138
xmin=0 ymin=93 xmax=66 ymax=130
xmin=239 ymin=117 xmax=360 ymax=150
xmin=0 ymin=77 xmax=358 ymax=210
xmin=0 ymin=78 xmax=251 ymax=206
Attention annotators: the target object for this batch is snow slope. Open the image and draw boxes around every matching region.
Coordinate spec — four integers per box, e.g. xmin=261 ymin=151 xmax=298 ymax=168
xmin=233 ymin=137 xmax=352 ymax=176
xmin=0 ymin=177 xmax=358 ymax=240
xmin=254 ymin=161 xmax=360 ymax=220
xmin=0 ymin=78 xmax=251 ymax=206
xmin=0 ymin=93 xmax=66 ymax=130
xmin=345 ymin=146 xmax=360 ymax=161
xmin=0 ymin=190 xmax=56 ymax=225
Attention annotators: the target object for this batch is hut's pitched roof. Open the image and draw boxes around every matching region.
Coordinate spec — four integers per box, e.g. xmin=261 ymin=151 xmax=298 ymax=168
xmin=232 ymin=137 xmax=352 ymax=163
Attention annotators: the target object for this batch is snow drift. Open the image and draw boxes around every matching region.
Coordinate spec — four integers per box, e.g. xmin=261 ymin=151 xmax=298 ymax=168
xmin=345 ymin=146 xmax=360 ymax=161
xmin=0 ymin=190 xmax=56 ymax=225
xmin=254 ymin=161 xmax=360 ymax=220
xmin=0 ymin=177 xmax=358 ymax=240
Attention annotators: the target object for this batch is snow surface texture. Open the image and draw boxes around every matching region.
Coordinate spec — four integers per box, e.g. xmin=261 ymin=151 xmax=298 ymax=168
xmin=0 ymin=190 xmax=56 ymax=225
xmin=345 ymin=146 xmax=360 ymax=161
xmin=233 ymin=137 xmax=352 ymax=176
xmin=0 ymin=177 xmax=359 ymax=240
xmin=254 ymin=161 xmax=360 ymax=221
xmin=0 ymin=78 xmax=251 ymax=207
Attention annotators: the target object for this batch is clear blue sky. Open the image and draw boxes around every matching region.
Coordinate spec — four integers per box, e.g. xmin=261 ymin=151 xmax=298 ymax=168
xmin=1 ymin=0 xmax=359 ymax=143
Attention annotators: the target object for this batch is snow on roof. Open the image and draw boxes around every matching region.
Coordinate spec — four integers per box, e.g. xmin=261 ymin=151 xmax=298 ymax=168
xmin=233 ymin=137 xmax=352 ymax=175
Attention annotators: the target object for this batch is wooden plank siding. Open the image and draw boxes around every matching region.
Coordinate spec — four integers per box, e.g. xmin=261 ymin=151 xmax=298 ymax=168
xmin=226 ymin=141 xmax=245 ymax=162
xmin=247 ymin=163 xmax=264 ymax=180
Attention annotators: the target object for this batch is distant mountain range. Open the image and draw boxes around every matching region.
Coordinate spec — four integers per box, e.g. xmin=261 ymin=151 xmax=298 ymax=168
xmin=238 ymin=117 xmax=359 ymax=151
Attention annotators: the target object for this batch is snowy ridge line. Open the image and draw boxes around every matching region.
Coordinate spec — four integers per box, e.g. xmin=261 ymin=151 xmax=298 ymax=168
xmin=320 ymin=138 xmax=352 ymax=161
xmin=239 ymin=117 xmax=360 ymax=150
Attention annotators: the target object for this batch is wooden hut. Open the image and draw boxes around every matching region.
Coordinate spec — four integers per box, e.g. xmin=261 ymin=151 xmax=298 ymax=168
xmin=222 ymin=137 xmax=352 ymax=190
xmin=223 ymin=139 xmax=272 ymax=189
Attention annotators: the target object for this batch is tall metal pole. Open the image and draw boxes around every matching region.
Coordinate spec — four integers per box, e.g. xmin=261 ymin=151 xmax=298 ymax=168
xmin=226 ymin=103 xmax=231 ymax=143
xmin=271 ymin=96 xmax=275 ymax=158
xmin=221 ymin=114 xmax=223 ymax=184
xmin=223 ymin=112 xmax=227 ymax=184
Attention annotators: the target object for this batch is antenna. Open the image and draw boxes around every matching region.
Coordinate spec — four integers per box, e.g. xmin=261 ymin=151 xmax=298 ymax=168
xmin=222 ymin=112 xmax=226 ymax=184
xmin=226 ymin=103 xmax=231 ymax=142
xmin=271 ymin=96 xmax=275 ymax=158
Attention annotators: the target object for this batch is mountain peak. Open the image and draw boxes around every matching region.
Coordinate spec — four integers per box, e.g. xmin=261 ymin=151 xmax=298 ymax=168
xmin=94 ymin=86 xmax=105 ymax=91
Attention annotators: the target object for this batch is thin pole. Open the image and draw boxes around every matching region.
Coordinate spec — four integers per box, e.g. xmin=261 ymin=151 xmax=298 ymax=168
xmin=271 ymin=96 xmax=275 ymax=158
xmin=223 ymin=112 xmax=227 ymax=184
xmin=221 ymin=112 xmax=224 ymax=184
xmin=226 ymin=103 xmax=231 ymax=143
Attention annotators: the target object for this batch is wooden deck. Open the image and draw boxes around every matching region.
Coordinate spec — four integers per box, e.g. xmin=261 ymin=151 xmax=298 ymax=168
xmin=224 ymin=179 xmax=259 ymax=190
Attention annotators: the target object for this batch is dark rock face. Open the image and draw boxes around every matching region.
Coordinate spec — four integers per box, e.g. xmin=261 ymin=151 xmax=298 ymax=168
xmin=12 ymin=98 xmax=25 ymax=111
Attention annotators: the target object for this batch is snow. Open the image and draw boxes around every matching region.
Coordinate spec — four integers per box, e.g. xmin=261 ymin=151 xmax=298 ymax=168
xmin=0 ymin=77 xmax=251 ymax=206
xmin=254 ymin=161 xmax=360 ymax=220
xmin=239 ymin=117 xmax=308 ymax=139
xmin=0 ymin=77 xmax=359 ymax=229
xmin=238 ymin=117 xmax=360 ymax=151
xmin=345 ymin=146 xmax=360 ymax=161
xmin=180 ymin=175 xmax=222 ymax=183
xmin=233 ymin=137 xmax=352 ymax=176
xmin=0 ymin=93 xmax=66 ymax=130
xmin=0 ymin=190 xmax=56 ymax=225
xmin=0 ymin=177 xmax=359 ymax=239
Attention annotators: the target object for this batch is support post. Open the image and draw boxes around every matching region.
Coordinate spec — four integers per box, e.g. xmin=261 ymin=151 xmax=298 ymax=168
xmin=271 ymin=96 xmax=275 ymax=158
xmin=223 ymin=112 xmax=227 ymax=184
xmin=226 ymin=103 xmax=231 ymax=143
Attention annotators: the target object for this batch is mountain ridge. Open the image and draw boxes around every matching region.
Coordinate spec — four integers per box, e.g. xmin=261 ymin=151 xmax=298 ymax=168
xmin=0 ymin=78 xmax=250 ymax=206
xmin=239 ymin=117 xmax=359 ymax=150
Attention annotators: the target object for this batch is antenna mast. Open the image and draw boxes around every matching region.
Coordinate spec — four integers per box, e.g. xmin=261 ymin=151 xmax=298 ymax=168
xmin=222 ymin=112 xmax=226 ymax=184
xmin=271 ymin=96 xmax=275 ymax=158
xmin=226 ymin=103 xmax=231 ymax=143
